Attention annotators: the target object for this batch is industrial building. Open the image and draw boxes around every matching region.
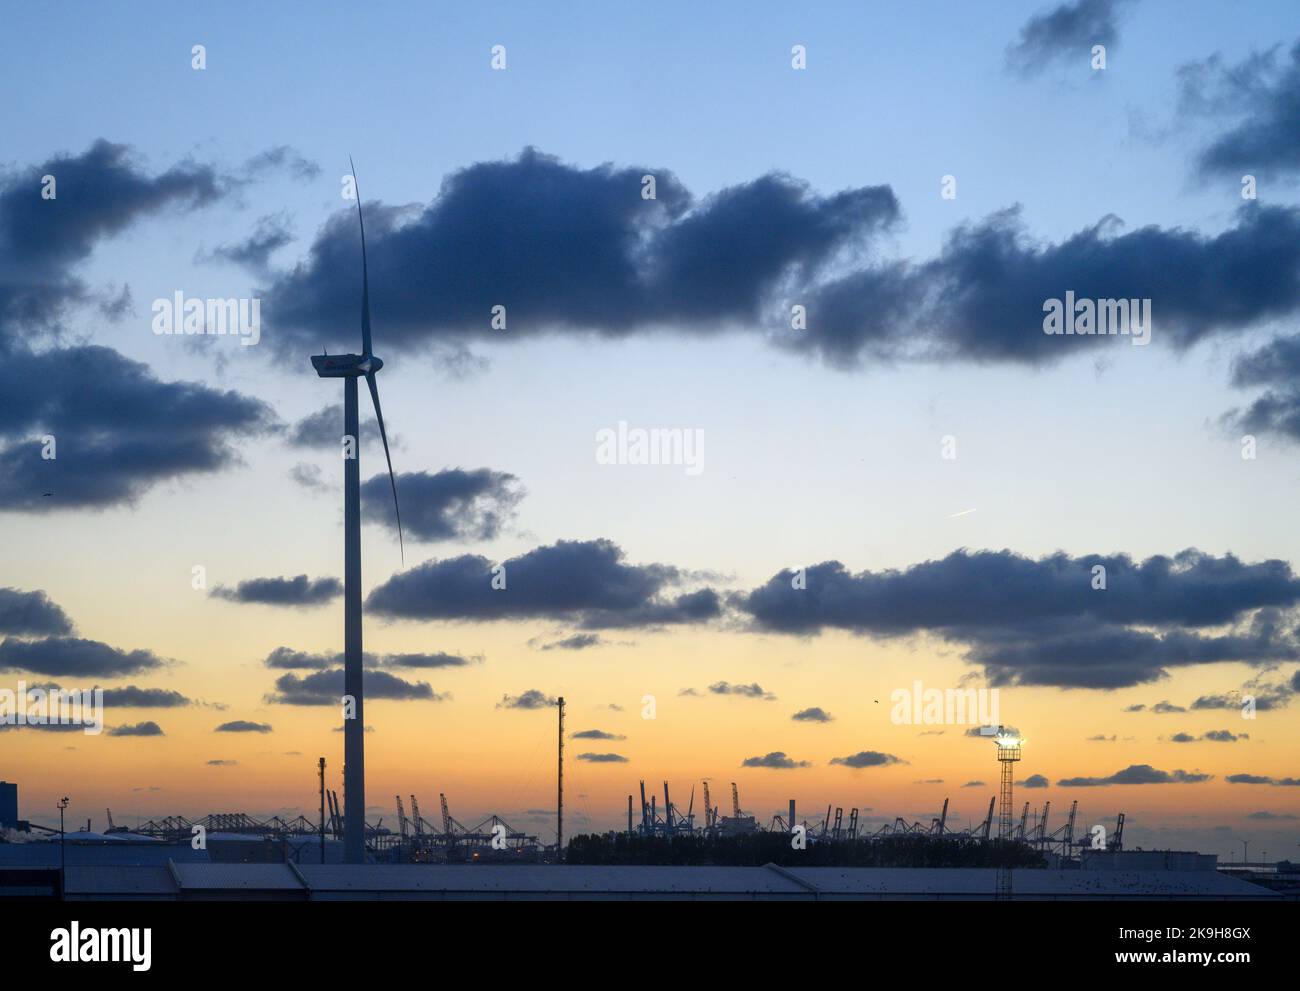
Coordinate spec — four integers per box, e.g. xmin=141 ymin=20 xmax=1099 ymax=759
xmin=0 ymin=863 xmax=1277 ymax=901
xmin=0 ymin=782 xmax=17 ymax=830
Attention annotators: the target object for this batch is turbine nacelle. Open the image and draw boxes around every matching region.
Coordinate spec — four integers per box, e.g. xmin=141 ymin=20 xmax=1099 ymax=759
xmin=309 ymin=158 xmax=404 ymax=564
xmin=310 ymin=353 xmax=384 ymax=378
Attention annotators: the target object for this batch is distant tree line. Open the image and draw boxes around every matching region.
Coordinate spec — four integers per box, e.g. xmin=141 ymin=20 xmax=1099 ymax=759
xmin=564 ymin=832 xmax=1047 ymax=868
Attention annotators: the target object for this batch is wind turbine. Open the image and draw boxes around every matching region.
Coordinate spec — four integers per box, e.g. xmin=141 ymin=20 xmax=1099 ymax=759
xmin=311 ymin=159 xmax=403 ymax=864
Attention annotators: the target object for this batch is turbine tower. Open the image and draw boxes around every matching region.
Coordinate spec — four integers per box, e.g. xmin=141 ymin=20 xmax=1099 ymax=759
xmin=311 ymin=159 xmax=403 ymax=864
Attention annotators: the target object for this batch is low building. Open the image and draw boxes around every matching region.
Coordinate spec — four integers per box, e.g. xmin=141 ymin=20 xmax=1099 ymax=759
xmin=1081 ymin=849 xmax=1218 ymax=871
xmin=0 ymin=862 xmax=1272 ymax=901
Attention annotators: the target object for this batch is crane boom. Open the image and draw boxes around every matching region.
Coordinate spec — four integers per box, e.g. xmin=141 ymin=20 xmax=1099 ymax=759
xmin=395 ymin=795 xmax=409 ymax=839
xmin=439 ymin=793 xmax=452 ymax=836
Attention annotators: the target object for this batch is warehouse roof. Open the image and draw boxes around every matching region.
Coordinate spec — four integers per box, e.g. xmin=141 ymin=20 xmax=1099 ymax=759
xmin=39 ymin=862 xmax=1280 ymax=900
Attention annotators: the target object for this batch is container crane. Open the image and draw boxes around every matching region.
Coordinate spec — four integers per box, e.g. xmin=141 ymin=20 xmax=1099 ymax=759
xmin=979 ymin=796 xmax=995 ymax=841
xmin=395 ymin=795 xmax=410 ymax=840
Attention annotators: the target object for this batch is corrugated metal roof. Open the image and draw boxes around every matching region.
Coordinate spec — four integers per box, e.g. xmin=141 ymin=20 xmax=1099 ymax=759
xmin=296 ymin=864 xmax=808 ymax=894
xmin=0 ymin=842 xmax=208 ymax=867
xmin=8 ymin=861 xmax=1284 ymax=899
xmin=64 ymin=865 xmax=177 ymax=896
xmin=170 ymin=863 xmax=305 ymax=890
xmin=784 ymin=867 xmax=1278 ymax=898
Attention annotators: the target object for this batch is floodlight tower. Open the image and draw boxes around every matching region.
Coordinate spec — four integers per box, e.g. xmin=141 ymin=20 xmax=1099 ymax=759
xmin=993 ymin=729 xmax=1022 ymax=901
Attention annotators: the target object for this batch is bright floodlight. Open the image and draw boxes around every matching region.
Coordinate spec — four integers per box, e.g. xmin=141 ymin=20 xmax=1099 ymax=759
xmin=979 ymin=725 xmax=1023 ymax=748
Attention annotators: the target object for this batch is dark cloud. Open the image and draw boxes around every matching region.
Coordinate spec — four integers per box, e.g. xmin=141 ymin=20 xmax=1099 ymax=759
xmin=1201 ymin=729 xmax=1248 ymax=742
xmin=741 ymin=751 xmax=810 ymax=769
xmin=963 ymin=780 xmax=987 ymax=788
xmin=743 ymin=549 xmax=1300 ymax=635
xmin=0 ymin=636 xmax=164 ymax=677
xmin=259 ymin=645 xmax=476 ymax=672
xmin=263 ymin=646 xmax=337 ymax=670
xmin=497 ymin=689 xmax=557 ymax=710
xmin=0 ymin=345 xmax=276 ymax=510
xmin=1179 ymin=40 xmax=1300 ymax=179
xmin=740 ymin=549 xmax=1300 ymax=688
xmin=797 ymin=203 xmax=1300 ymax=367
xmin=0 ymin=588 xmax=73 ymax=635
xmin=262 ymin=147 xmax=900 ymax=357
xmin=1231 ymin=335 xmax=1300 ymax=391
xmin=966 ymin=615 xmax=1300 ymax=689
xmin=367 ymin=538 xmax=719 ymax=629
xmin=1006 ymin=0 xmax=1129 ymax=76
xmin=829 ymin=751 xmax=905 ymax=769
xmin=285 ymin=404 xmax=383 ymax=449
xmin=572 ymin=729 xmax=626 ymax=740
xmin=288 ymin=462 xmax=329 ymax=493
xmin=581 ymin=588 xmax=723 ymax=630
xmin=1227 ymin=388 xmax=1300 ymax=442
xmin=535 ymin=633 xmax=606 ymax=651
xmin=107 ymin=721 xmax=164 ymax=737
xmin=1057 ymin=764 xmax=1213 ymax=786
xmin=1227 ymin=335 xmax=1300 ymax=441
xmin=240 ymin=146 xmax=321 ymax=181
xmin=206 ymin=760 xmax=237 ymax=766
xmin=1247 ymin=810 xmax=1298 ymax=820
xmin=0 ymin=139 xmax=227 ymax=338
xmin=264 ymin=668 xmax=442 ymax=705
xmin=361 ymin=468 xmax=522 ymax=543
xmin=211 ymin=574 xmax=342 ymax=607
xmin=1019 ymin=774 xmax=1050 ymax=788
xmin=382 ymin=652 xmax=477 ymax=669
xmin=1226 ymin=774 xmax=1300 ymax=787
xmin=101 ymin=685 xmax=191 ymax=708
xmin=576 ymin=752 xmax=628 ymax=763
xmin=201 ymin=211 xmax=293 ymax=276
xmin=1191 ymin=683 xmax=1293 ymax=711
xmin=709 ymin=681 xmax=776 ymax=700
xmin=215 ymin=720 xmax=272 ymax=733
xmin=791 ymin=706 xmax=833 ymax=723
xmin=244 ymin=147 xmax=1298 ymax=395
xmin=98 ymin=284 xmax=134 ymax=321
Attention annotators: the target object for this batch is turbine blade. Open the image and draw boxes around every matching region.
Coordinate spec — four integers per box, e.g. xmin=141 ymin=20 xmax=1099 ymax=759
xmin=365 ymin=371 xmax=403 ymax=564
xmin=349 ymin=155 xmax=373 ymax=359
